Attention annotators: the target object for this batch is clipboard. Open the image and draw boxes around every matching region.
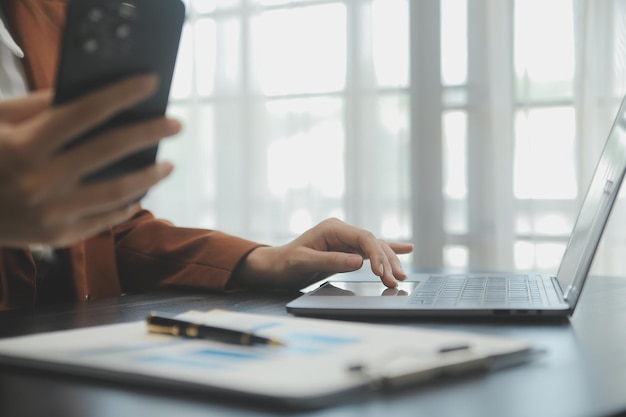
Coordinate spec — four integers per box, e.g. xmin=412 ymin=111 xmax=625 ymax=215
xmin=0 ymin=310 xmax=535 ymax=408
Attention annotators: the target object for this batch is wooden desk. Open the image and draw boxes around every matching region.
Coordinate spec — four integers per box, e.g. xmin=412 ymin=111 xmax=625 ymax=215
xmin=1 ymin=276 xmax=625 ymax=417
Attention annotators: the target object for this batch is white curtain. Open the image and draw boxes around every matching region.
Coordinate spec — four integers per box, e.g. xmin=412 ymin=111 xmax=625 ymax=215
xmin=143 ymin=0 xmax=412 ymax=247
xmin=142 ymin=0 xmax=626 ymax=277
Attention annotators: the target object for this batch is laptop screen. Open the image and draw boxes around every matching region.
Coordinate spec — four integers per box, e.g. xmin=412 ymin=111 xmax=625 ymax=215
xmin=556 ymin=94 xmax=626 ymax=308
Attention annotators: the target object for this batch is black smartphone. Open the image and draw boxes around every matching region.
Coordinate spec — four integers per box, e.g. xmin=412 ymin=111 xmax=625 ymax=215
xmin=54 ymin=0 xmax=185 ymax=185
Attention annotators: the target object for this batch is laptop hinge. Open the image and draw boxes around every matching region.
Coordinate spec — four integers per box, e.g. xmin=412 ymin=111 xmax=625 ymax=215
xmin=550 ymin=276 xmax=567 ymax=302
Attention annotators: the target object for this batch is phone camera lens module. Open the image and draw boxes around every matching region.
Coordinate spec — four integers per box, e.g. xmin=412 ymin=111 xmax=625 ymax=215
xmin=87 ymin=8 xmax=104 ymax=22
xmin=82 ymin=38 xmax=100 ymax=54
xmin=118 ymin=2 xmax=137 ymax=20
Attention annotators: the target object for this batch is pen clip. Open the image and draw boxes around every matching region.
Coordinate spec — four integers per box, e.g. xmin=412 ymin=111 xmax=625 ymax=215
xmin=146 ymin=312 xmax=191 ymax=337
xmin=147 ymin=323 xmax=179 ymax=336
xmin=145 ymin=311 xmax=286 ymax=346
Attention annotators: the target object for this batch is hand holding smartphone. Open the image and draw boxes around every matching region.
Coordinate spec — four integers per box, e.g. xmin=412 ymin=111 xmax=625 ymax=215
xmin=54 ymin=0 xmax=185 ymax=186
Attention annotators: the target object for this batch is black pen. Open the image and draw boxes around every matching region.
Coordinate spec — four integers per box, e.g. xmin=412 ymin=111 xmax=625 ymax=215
xmin=146 ymin=312 xmax=286 ymax=346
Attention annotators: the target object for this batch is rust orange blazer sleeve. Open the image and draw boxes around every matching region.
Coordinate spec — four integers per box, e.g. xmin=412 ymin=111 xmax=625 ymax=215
xmin=112 ymin=210 xmax=262 ymax=293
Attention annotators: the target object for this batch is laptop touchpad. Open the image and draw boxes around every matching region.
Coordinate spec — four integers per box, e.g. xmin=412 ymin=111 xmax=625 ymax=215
xmin=310 ymin=281 xmax=420 ymax=297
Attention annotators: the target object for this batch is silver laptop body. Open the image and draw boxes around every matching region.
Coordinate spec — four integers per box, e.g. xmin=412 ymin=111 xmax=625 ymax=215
xmin=287 ymin=93 xmax=626 ymax=319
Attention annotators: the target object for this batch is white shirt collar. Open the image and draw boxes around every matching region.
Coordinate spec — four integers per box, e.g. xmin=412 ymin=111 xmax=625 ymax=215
xmin=0 ymin=9 xmax=25 ymax=58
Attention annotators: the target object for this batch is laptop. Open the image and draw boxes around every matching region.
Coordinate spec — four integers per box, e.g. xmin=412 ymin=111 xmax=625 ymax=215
xmin=287 ymin=93 xmax=626 ymax=319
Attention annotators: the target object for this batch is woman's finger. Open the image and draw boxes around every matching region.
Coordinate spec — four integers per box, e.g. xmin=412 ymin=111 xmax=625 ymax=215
xmin=379 ymin=240 xmax=408 ymax=281
xmin=0 ymin=90 xmax=53 ymax=123
xmin=53 ymin=117 xmax=180 ymax=185
xmin=47 ymin=203 xmax=142 ymax=247
xmin=44 ymin=162 xmax=173 ymax=224
xmin=21 ymin=74 xmax=159 ymax=156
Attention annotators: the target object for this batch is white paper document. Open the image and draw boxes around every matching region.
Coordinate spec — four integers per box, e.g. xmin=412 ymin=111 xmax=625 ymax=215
xmin=0 ymin=310 xmax=534 ymax=407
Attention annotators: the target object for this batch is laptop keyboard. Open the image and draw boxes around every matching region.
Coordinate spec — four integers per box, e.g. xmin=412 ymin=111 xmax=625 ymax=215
xmin=409 ymin=275 xmax=546 ymax=306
